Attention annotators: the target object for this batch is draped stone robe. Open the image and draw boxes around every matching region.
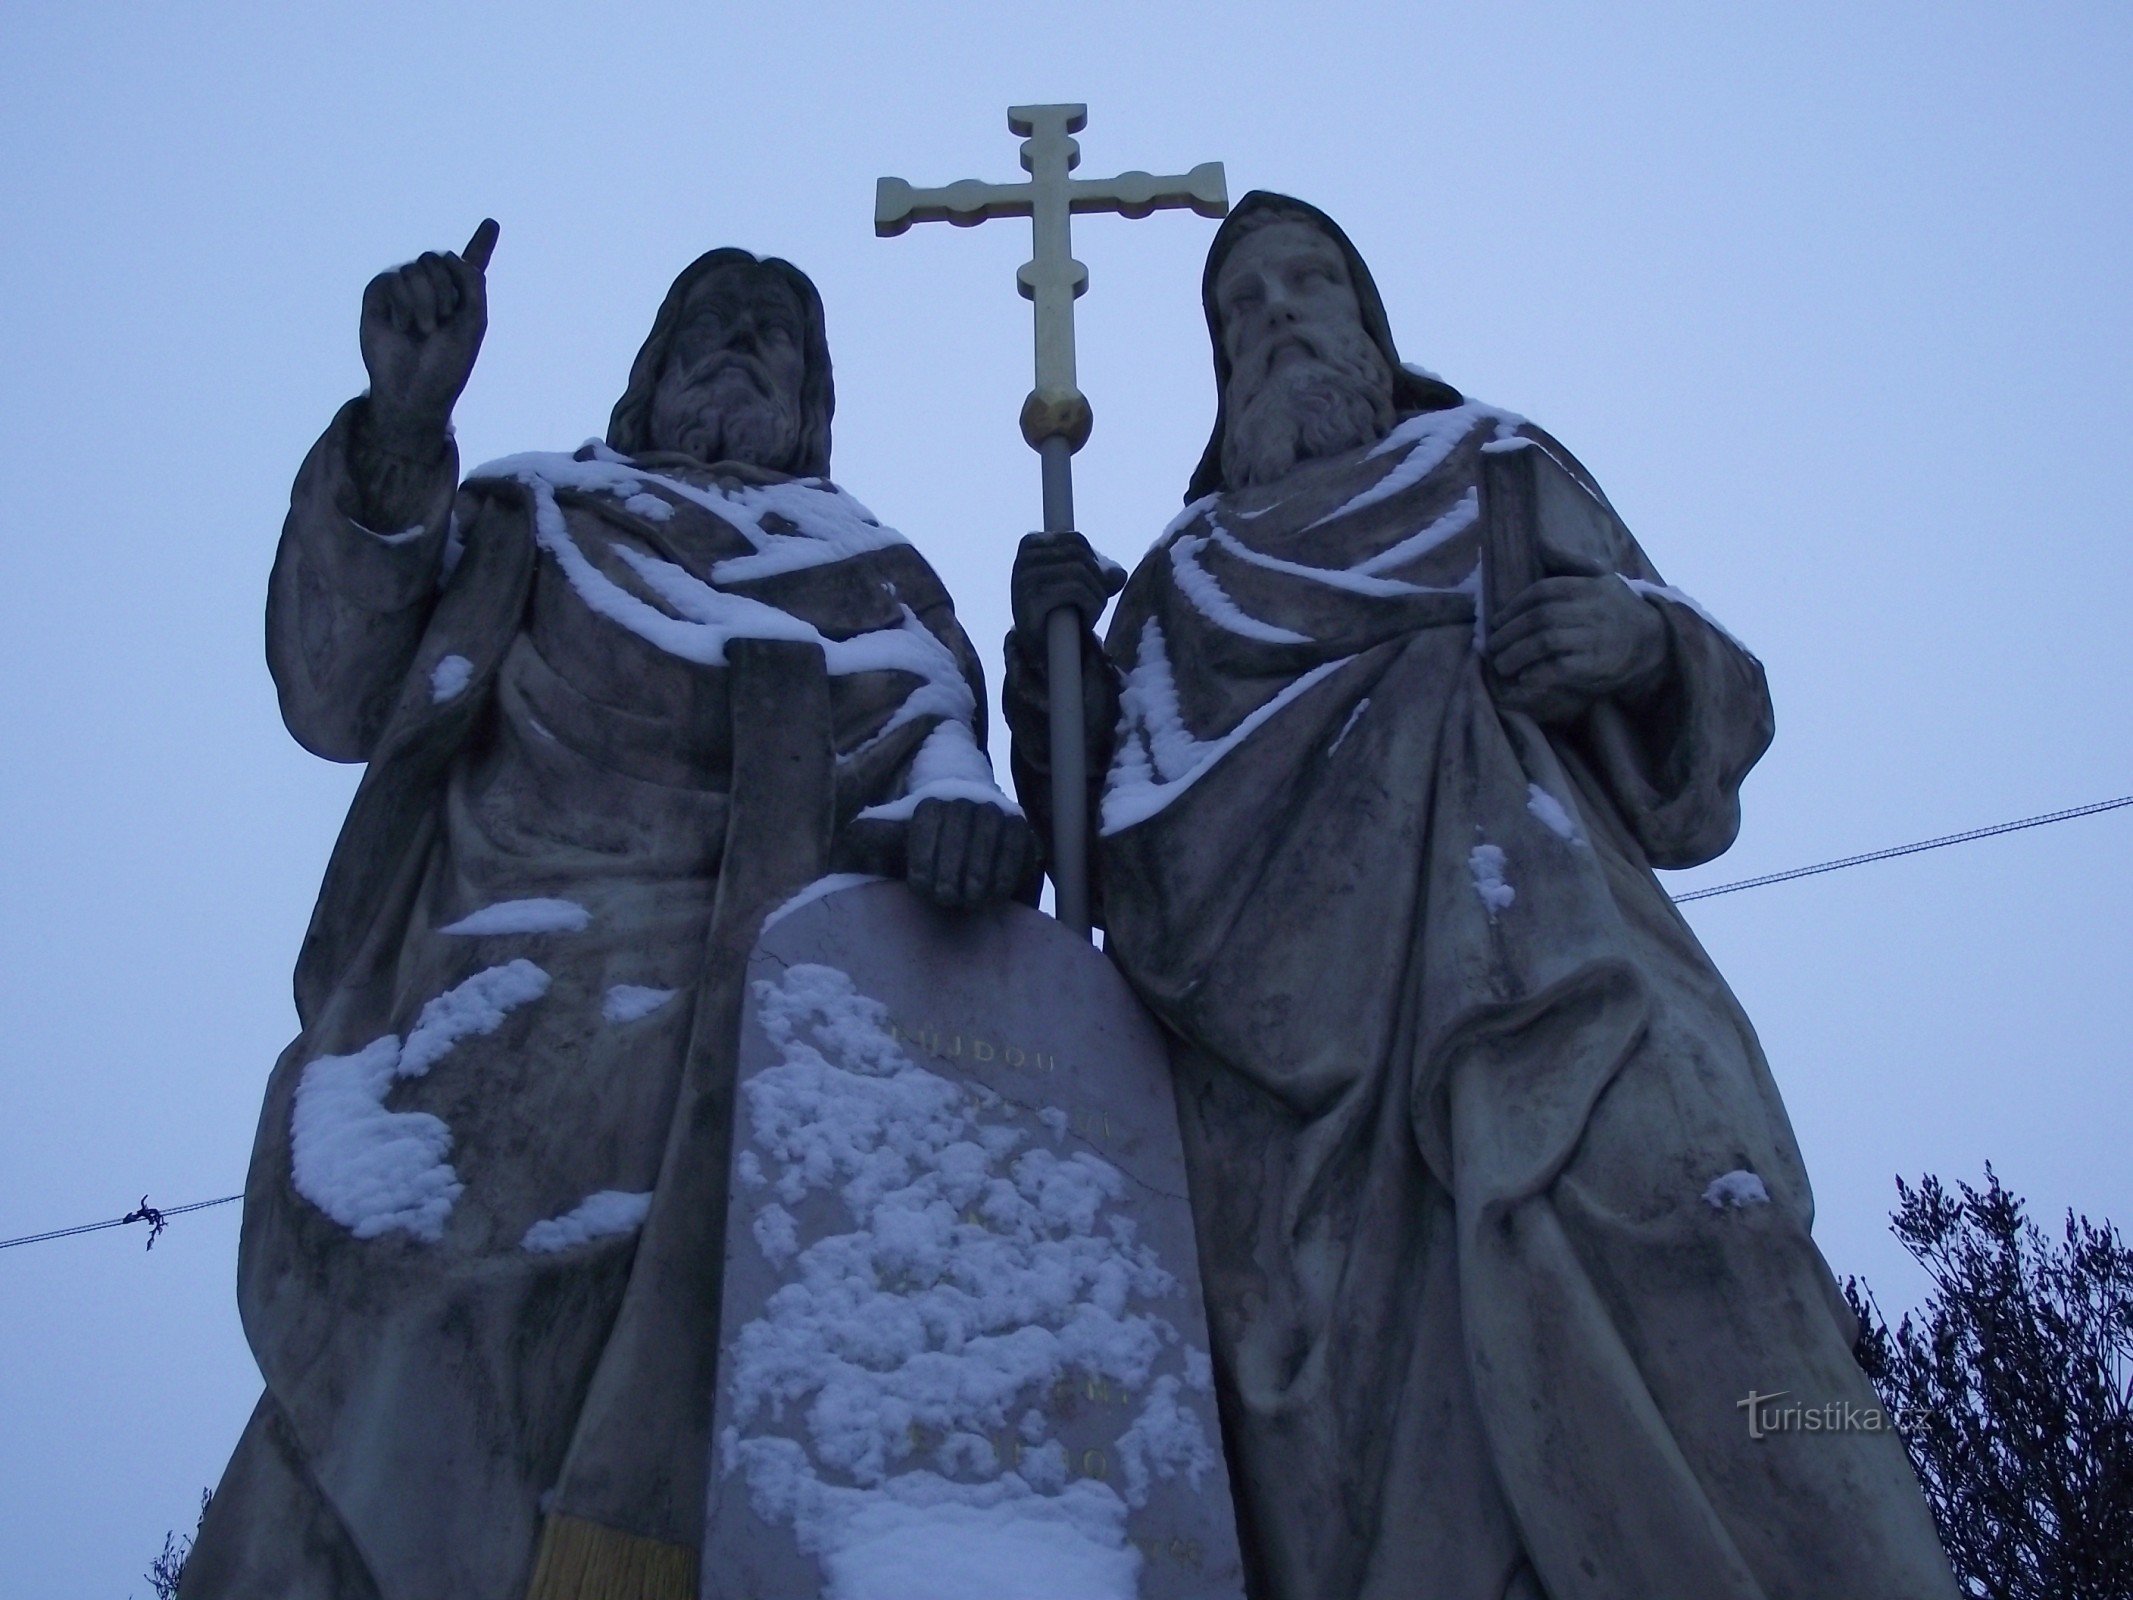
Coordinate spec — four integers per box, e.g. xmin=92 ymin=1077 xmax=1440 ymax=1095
xmin=1008 ymin=401 xmax=1956 ymax=1600
xmin=187 ymin=404 xmax=998 ymax=1600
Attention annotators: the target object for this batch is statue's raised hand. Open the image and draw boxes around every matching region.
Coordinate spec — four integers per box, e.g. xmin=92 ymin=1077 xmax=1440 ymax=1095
xmin=359 ymin=219 xmax=498 ymax=452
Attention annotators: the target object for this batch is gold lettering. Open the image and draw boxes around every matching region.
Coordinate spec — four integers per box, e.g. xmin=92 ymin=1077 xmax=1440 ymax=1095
xmin=1005 ymin=1047 xmax=1025 ymax=1068
xmin=1079 ymin=1448 xmax=1108 ymax=1481
xmin=1084 ymin=1374 xmax=1113 ymax=1404
xmin=973 ymin=1038 xmax=995 ymax=1061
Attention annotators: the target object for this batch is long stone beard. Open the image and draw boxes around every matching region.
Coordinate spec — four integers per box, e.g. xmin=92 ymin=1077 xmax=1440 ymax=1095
xmin=672 ymin=397 xmax=799 ymax=471
xmin=1220 ymin=338 xmax=1395 ymax=490
xmin=659 ymin=365 xmax=803 ymax=470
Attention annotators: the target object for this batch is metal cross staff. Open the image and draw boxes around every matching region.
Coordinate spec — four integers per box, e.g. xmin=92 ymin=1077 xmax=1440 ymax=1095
xmin=878 ymin=105 xmax=1227 ymax=938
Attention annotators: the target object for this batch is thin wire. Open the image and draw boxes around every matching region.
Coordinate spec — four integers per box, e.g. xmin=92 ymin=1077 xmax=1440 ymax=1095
xmin=1672 ymin=795 xmax=2133 ymax=904
xmin=0 ymin=1194 xmax=241 ymax=1252
xmin=3 ymin=797 xmax=2127 ymax=1255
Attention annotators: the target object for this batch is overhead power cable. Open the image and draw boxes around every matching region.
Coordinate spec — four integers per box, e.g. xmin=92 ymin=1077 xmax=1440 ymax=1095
xmin=0 ymin=1193 xmax=240 ymax=1253
xmin=1672 ymin=794 xmax=2132 ymax=904
xmin=3 ymin=795 xmax=2126 ymax=1257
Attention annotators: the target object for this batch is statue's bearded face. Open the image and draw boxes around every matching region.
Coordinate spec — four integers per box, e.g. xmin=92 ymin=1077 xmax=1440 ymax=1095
xmin=646 ymin=267 xmax=811 ymax=468
xmin=1215 ymin=221 xmax=1396 ymax=489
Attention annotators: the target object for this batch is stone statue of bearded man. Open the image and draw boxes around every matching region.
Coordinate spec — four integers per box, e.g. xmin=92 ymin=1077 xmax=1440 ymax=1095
xmin=1007 ymin=192 xmax=1958 ymax=1600
xmin=184 ymin=224 xmax=1029 ymax=1600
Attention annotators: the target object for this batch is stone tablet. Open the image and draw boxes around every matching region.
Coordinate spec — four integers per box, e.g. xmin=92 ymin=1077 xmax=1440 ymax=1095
xmin=704 ymin=879 xmax=1245 ymax=1600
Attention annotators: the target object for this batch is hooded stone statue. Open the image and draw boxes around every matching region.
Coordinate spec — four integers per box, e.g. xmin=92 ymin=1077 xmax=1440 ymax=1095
xmin=1006 ymin=192 xmax=1959 ymax=1599
xmin=186 ymin=237 xmax=1029 ymax=1600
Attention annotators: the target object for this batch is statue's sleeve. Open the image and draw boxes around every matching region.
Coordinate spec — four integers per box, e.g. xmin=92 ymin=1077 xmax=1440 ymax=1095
xmin=1571 ymin=555 xmax=1774 ymax=871
xmin=266 ymin=398 xmax=460 ymax=762
xmin=1001 ymin=621 xmax=1121 ymax=884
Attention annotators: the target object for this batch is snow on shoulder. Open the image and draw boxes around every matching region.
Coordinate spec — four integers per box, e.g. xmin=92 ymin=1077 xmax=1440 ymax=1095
xmin=1304 ymin=400 xmax=1522 ymax=532
xmin=467 ymin=449 xmax=907 ymax=587
xmin=719 ymin=962 xmax=1217 ymax=1600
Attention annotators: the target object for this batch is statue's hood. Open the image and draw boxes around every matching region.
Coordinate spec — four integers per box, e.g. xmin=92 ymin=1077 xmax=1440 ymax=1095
xmin=1186 ymin=191 xmax=1463 ymax=503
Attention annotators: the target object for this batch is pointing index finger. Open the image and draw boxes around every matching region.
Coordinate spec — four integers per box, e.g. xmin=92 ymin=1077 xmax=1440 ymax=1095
xmin=461 ymin=218 xmax=499 ymax=272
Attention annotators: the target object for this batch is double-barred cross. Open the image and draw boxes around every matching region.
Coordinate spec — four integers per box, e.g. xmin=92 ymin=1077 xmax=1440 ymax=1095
xmin=877 ymin=105 xmax=1228 ymax=936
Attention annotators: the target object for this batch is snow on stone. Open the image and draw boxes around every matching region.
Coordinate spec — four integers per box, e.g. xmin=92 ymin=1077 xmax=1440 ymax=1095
xmin=856 ymin=721 xmax=1020 ymax=824
xmin=1526 ymin=782 xmax=1585 ymax=845
xmin=1114 ymin=1375 xmax=1217 ymax=1508
xmin=1350 ymin=488 xmax=1480 ymax=578
xmin=440 ymin=897 xmax=591 ymax=936
xmin=402 ymin=959 xmax=551 ymax=1075
xmin=622 ymin=492 xmax=675 ymax=522
xmin=533 ymin=484 xmax=968 ymax=697
xmin=1103 ymin=617 xmax=1350 ymax=834
xmin=1307 ymin=401 xmax=1517 ymax=531
xmin=603 ymin=984 xmax=678 ymax=1024
xmin=702 ymin=479 xmax=906 ymax=586
xmin=1620 ymin=576 xmax=1755 ymax=654
xmin=1206 ymin=524 xmax=1428 ymax=599
xmin=1038 ymin=1107 xmax=1071 ymax=1142
xmin=483 ymin=456 xmax=993 ymax=797
xmin=1703 ymin=1170 xmax=1771 ymax=1210
xmin=291 ymin=960 xmax=549 ymax=1242
xmin=721 ymin=1451 xmax=1139 ymax=1600
xmin=1168 ymin=534 xmax=1312 ymax=645
xmin=1330 ymin=698 xmax=1370 ymax=752
xmin=1468 ymin=843 xmax=1515 ymax=916
xmin=719 ymin=962 xmax=1214 ymax=1599
xmin=1144 ymin=493 xmax=1220 ymax=557
xmin=767 ymin=875 xmax=889 ymax=931
xmin=1183 ymin=1348 xmax=1213 ymax=1392
xmin=361 ymin=521 xmax=430 ymax=547
xmin=521 ymin=1189 xmax=652 ymax=1253
xmin=752 ymin=1201 xmax=801 ymax=1267
xmin=1477 ymin=430 xmax=1585 ymax=484
xmin=429 ymin=653 xmax=474 ymax=704
xmin=470 ymin=450 xmax=906 ymax=586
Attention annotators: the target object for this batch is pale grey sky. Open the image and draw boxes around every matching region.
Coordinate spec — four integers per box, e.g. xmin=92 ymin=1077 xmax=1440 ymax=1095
xmin=3 ymin=4 xmax=2129 ymax=1593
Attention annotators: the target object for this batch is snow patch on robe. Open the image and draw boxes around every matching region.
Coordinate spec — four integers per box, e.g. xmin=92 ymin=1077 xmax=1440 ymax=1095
xmin=1467 ymin=843 xmax=1516 ymax=915
xmin=1105 ymin=619 xmax=1351 ymax=833
xmin=429 ymin=653 xmax=473 ymax=703
xmin=521 ymin=1189 xmax=652 ymax=1252
xmin=1702 ymin=1170 xmax=1771 ymax=1210
xmin=601 ymin=984 xmax=678 ymax=1024
xmin=291 ymin=960 xmax=549 ymax=1241
xmin=440 ymin=897 xmax=591 ymax=936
